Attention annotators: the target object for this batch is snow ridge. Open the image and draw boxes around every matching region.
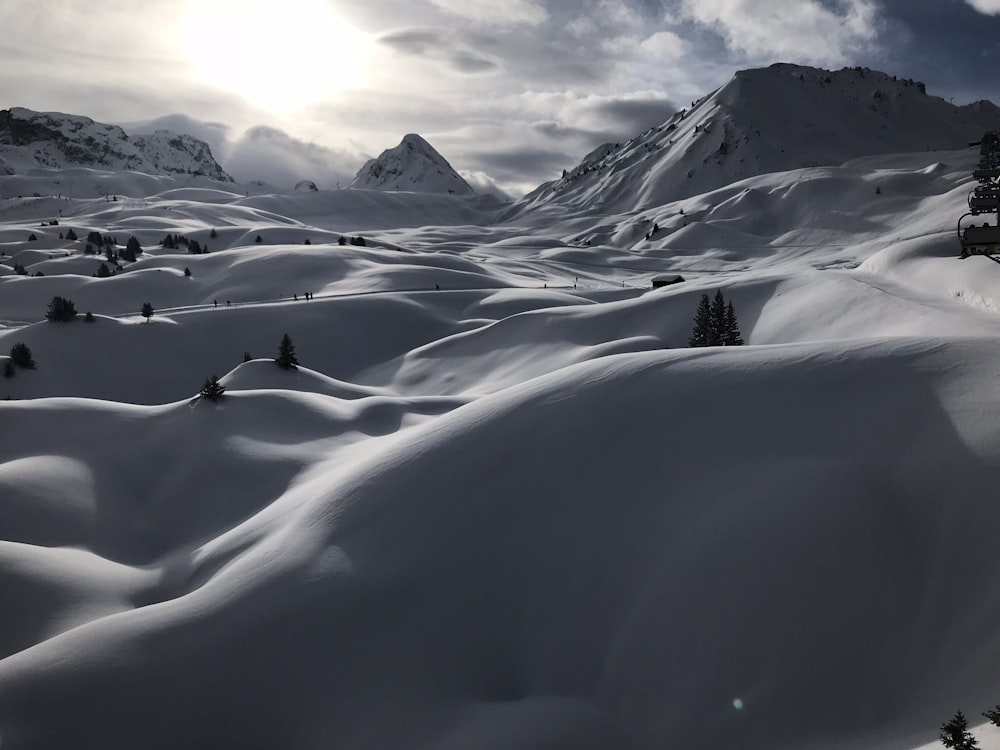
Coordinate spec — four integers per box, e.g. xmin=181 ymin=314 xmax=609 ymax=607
xmin=351 ymin=133 xmax=474 ymax=195
xmin=0 ymin=107 xmax=232 ymax=181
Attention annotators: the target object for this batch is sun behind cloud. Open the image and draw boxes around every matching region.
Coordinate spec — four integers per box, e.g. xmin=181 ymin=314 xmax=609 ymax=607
xmin=182 ymin=0 xmax=372 ymax=113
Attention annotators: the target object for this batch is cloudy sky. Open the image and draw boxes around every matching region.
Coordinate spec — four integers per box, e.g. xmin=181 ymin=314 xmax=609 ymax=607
xmin=2 ymin=0 xmax=999 ymax=195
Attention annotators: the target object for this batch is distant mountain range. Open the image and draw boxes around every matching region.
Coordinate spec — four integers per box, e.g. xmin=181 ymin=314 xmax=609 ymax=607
xmin=0 ymin=107 xmax=232 ymax=181
xmin=3 ymin=63 xmax=999 ymax=206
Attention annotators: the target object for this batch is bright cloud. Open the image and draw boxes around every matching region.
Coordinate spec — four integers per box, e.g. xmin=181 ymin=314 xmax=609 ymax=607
xmin=964 ymin=0 xmax=1000 ymax=13
xmin=679 ymin=0 xmax=882 ymax=64
xmin=428 ymin=0 xmax=547 ymax=26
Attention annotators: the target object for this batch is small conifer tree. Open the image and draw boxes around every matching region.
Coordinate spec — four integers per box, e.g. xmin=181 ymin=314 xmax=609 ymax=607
xmin=141 ymin=302 xmax=154 ymax=321
xmin=689 ymin=294 xmax=714 ymax=347
xmin=243 ymin=351 xmax=252 ymax=363
xmin=275 ymin=333 xmax=299 ymax=370
xmin=710 ymin=290 xmax=727 ymax=343
xmin=65 ymin=228 xmax=78 ymax=241
xmin=983 ymin=706 xmax=1000 ymax=727
xmin=184 ymin=267 xmax=192 ymax=277
xmin=84 ymin=311 xmax=95 ymax=323
xmin=940 ymin=710 xmax=979 ymax=750
xmin=3 ymin=360 xmax=14 ymax=378
xmin=722 ymin=301 xmax=744 ymax=346
xmin=209 ymin=228 xmax=218 ymax=239
xmin=28 ymin=233 xmax=37 ymax=241
xmin=10 ymin=342 xmax=35 ymax=369
xmin=255 ymin=235 xmax=262 ymax=244
xmin=199 ymin=374 xmax=226 ymax=402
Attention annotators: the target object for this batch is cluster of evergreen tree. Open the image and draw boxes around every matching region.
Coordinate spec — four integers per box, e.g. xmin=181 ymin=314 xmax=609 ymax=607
xmin=689 ymin=290 xmax=744 ymax=347
xmin=45 ymin=296 xmax=77 ymax=322
xmin=160 ymin=234 xmax=208 ymax=254
xmin=941 ymin=706 xmax=1000 ymax=749
xmin=161 ymin=233 xmax=185 ymax=249
xmin=199 ymin=375 xmax=225 ymax=402
xmin=119 ymin=236 xmax=142 ymax=263
xmin=338 ymin=236 xmax=367 ymax=247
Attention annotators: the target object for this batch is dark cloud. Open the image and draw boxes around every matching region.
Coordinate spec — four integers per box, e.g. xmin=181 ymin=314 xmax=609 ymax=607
xmin=587 ymin=97 xmax=678 ymax=134
xmin=448 ymin=50 xmax=501 ymax=73
xmin=378 ymin=27 xmax=501 ymax=75
xmin=856 ymin=0 xmax=1000 ymax=103
xmin=469 ymin=146 xmax=575 ymax=186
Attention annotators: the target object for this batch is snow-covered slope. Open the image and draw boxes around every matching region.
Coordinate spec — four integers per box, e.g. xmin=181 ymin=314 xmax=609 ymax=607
xmin=5 ymin=63 xmax=1000 ymax=750
xmin=351 ymin=133 xmax=475 ymax=195
xmin=0 ymin=108 xmax=232 ymax=181
xmin=507 ymin=64 xmax=1000 ymax=217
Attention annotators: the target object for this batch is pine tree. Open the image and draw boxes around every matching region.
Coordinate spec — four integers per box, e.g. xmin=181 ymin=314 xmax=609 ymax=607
xmin=84 ymin=311 xmax=95 ymax=323
xmin=199 ymin=374 xmax=226 ymax=402
xmin=9 ymin=342 xmax=35 ymax=369
xmin=255 ymin=235 xmax=262 ymax=244
xmin=710 ymin=289 xmax=727 ymax=345
xmin=65 ymin=228 xmax=78 ymax=241
xmin=243 ymin=351 xmax=252 ymax=363
xmin=275 ymin=333 xmax=299 ymax=370
xmin=983 ymin=706 xmax=1000 ymax=727
xmin=722 ymin=300 xmax=744 ymax=346
xmin=184 ymin=267 xmax=192 ymax=277
xmin=96 ymin=262 xmax=111 ymax=278
xmin=141 ymin=302 xmax=154 ymax=321
xmin=45 ymin=296 xmax=77 ymax=322
xmin=689 ymin=294 xmax=714 ymax=347
xmin=3 ymin=360 xmax=14 ymax=378
xmin=209 ymin=228 xmax=218 ymax=239
xmin=940 ymin=710 xmax=979 ymax=750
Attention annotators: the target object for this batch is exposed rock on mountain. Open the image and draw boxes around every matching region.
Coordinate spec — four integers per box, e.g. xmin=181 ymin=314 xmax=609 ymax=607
xmin=0 ymin=107 xmax=232 ymax=181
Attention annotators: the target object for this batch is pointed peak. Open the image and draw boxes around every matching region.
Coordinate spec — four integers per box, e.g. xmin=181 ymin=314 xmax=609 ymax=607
xmin=350 ymin=133 xmax=475 ymax=195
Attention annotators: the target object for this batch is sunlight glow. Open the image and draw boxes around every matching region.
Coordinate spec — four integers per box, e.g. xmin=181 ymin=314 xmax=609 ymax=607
xmin=182 ymin=0 xmax=372 ymax=113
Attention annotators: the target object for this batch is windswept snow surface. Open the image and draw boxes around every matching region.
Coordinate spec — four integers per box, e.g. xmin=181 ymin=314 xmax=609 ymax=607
xmin=3 ymin=68 xmax=1000 ymax=750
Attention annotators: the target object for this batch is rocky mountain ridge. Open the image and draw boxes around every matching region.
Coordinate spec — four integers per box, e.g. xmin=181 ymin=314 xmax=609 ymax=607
xmin=508 ymin=63 xmax=1000 ymax=216
xmin=0 ymin=107 xmax=232 ymax=181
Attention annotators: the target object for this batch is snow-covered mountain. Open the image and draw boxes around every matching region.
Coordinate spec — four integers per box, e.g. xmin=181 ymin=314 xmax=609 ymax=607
xmin=351 ymin=133 xmax=474 ymax=195
xmin=0 ymin=107 xmax=232 ymax=181
xmin=508 ymin=63 xmax=1000 ymax=216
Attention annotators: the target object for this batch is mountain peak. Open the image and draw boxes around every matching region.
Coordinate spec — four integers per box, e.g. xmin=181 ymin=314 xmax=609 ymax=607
xmin=351 ymin=134 xmax=474 ymax=195
xmin=0 ymin=107 xmax=232 ymax=181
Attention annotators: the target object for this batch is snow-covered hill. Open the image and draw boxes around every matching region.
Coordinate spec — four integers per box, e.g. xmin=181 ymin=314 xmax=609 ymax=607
xmin=4 ymin=63 xmax=1000 ymax=750
xmin=0 ymin=108 xmax=232 ymax=181
xmin=507 ymin=64 xmax=1000 ymax=217
xmin=351 ymin=133 xmax=475 ymax=195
